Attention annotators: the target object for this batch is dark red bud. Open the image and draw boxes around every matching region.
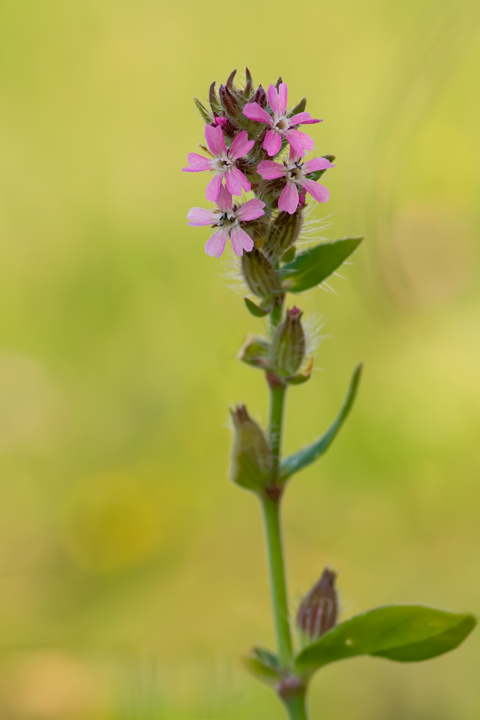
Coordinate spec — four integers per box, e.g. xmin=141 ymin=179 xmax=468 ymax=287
xmin=297 ymin=569 xmax=338 ymax=642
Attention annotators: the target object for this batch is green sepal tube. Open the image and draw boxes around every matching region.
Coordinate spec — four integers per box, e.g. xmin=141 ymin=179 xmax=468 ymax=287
xmin=230 ymin=405 xmax=273 ymax=492
xmin=271 ymin=307 xmax=306 ymax=379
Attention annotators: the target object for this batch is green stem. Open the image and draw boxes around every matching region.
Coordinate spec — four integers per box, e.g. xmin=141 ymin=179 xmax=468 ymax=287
xmin=261 ymin=495 xmax=293 ymax=668
xmin=284 ymin=689 xmax=308 ymax=720
xmin=269 ymin=384 xmax=286 ymax=481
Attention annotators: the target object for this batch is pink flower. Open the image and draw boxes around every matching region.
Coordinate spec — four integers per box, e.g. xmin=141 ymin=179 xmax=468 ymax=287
xmin=243 ymin=83 xmax=321 ymax=157
xmin=183 ymin=125 xmax=254 ymax=202
xmin=257 ymin=153 xmax=334 ymax=214
xmin=187 ymin=186 xmax=266 ymax=258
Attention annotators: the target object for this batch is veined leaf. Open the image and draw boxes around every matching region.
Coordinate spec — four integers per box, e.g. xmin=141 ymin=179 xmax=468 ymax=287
xmin=280 ymin=364 xmax=362 ymax=481
xmin=295 ymin=605 xmax=476 ymax=674
xmin=282 ymin=238 xmax=363 ymax=293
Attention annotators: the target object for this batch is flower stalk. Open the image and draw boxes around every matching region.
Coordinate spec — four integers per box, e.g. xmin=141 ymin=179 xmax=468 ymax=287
xmin=182 ymin=68 xmax=476 ymax=720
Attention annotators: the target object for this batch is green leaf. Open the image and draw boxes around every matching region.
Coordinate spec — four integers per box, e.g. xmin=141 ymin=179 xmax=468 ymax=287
xmin=282 ymin=237 xmax=363 ymax=293
xmin=280 ymin=364 xmax=362 ymax=481
xmin=281 ymin=246 xmax=296 ymax=264
xmin=244 ymin=297 xmax=270 ymax=317
xmin=295 ymin=605 xmax=476 ymax=674
xmin=243 ymin=646 xmax=280 ymax=685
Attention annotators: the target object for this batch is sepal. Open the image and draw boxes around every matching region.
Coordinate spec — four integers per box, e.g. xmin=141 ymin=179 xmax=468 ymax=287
xmin=285 ymin=357 xmax=314 ymax=385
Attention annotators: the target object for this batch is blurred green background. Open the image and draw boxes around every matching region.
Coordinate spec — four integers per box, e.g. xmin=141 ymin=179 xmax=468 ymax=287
xmin=0 ymin=0 xmax=479 ymax=718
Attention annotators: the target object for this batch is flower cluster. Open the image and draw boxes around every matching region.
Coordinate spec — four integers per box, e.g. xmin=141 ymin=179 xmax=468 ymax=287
xmin=183 ymin=69 xmax=334 ymax=258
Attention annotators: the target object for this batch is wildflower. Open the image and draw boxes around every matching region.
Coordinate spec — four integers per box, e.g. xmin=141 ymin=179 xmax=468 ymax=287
xmin=183 ymin=125 xmax=254 ymax=201
xmin=187 ymin=186 xmax=265 ymax=258
xmin=257 ymin=152 xmax=334 ymax=214
xmin=243 ymin=83 xmax=321 ymax=157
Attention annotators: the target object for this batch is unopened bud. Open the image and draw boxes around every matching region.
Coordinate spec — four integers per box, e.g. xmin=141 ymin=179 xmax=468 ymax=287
xmin=297 ymin=568 xmax=338 ymax=642
xmin=252 ymin=85 xmax=267 ymax=108
xmin=241 ymin=248 xmax=282 ymax=301
xmin=230 ymin=405 xmax=272 ymax=491
xmin=263 ymin=209 xmax=303 ymax=261
xmin=271 ymin=308 xmax=306 ymax=378
xmin=219 ymin=84 xmax=241 ymax=120
xmin=209 ymin=81 xmax=222 ymax=115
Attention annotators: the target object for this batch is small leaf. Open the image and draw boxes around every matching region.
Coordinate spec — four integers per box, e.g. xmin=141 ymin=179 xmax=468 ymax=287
xmin=282 ymin=238 xmax=363 ymax=293
xmin=244 ymin=297 xmax=270 ymax=317
xmin=282 ymin=246 xmax=296 ymax=263
xmin=295 ymin=605 xmax=476 ymax=675
xmin=280 ymin=364 xmax=362 ymax=481
xmin=237 ymin=335 xmax=270 ymax=369
xmin=243 ymin=646 xmax=280 ymax=685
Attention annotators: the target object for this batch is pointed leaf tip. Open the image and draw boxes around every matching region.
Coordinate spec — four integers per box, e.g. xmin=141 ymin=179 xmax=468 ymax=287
xmin=282 ymin=238 xmax=364 ymax=294
xmin=280 ymin=363 xmax=362 ymax=481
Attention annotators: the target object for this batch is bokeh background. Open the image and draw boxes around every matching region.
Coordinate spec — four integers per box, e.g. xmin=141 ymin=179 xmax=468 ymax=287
xmin=0 ymin=0 xmax=479 ymax=718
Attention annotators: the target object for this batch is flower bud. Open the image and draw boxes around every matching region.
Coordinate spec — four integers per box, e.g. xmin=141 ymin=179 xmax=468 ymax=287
xmin=241 ymin=248 xmax=282 ymax=301
xmin=271 ymin=308 xmax=306 ymax=378
xmin=230 ymin=405 xmax=273 ymax=491
xmin=296 ymin=568 xmax=338 ymax=642
xmin=263 ymin=209 xmax=303 ymax=261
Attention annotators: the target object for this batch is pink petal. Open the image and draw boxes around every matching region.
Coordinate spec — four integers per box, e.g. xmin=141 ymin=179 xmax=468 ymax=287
xmin=278 ymin=83 xmax=288 ymax=115
xmin=187 ymin=207 xmax=217 ymax=226
xmin=267 ymin=83 xmax=288 ymax=116
xmin=205 ymin=124 xmax=226 ymax=157
xmin=205 ymin=173 xmax=223 ymax=202
xmin=263 ymin=129 xmax=282 ymax=156
xmin=243 ymin=102 xmax=273 ymax=125
xmin=228 ymin=130 xmax=255 ymax=161
xmin=230 ymin=225 xmax=254 ymax=256
xmin=303 ymin=179 xmax=330 ymax=203
xmin=216 ymin=184 xmax=233 ymax=212
xmin=225 ymin=166 xmax=251 ymax=196
xmin=236 ymin=198 xmax=266 ymax=222
xmin=205 ymin=228 xmax=229 ymax=258
xmin=289 ymin=112 xmax=322 ymax=126
xmin=285 ymin=128 xmax=314 ymax=156
xmin=214 ymin=116 xmax=228 ymax=127
xmin=303 ymin=157 xmax=335 ymax=173
xmin=278 ymin=181 xmax=299 ymax=214
xmin=257 ymin=160 xmax=285 ymax=180
xmin=183 ymin=153 xmax=213 ymax=172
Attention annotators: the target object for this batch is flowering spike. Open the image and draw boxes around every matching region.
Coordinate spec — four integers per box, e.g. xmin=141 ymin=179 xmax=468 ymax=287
xmin=297 ymin=569 xmax=338 ymax=643
xmin=230 ymin=405 xmax=272 ymax=492
xmin=270 ymin=307 xmax=306 ymax=379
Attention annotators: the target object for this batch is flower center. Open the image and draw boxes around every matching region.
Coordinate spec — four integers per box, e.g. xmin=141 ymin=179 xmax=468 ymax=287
xmin=213 ymin=156 xmax=233 ymax=173
xmin=288 ymin=161 xmax=305 ymax=185
xmin=274 ymin=116 xmax=289 ymax=133
xmin=216 ymin=210 xmax=236 ymax=227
